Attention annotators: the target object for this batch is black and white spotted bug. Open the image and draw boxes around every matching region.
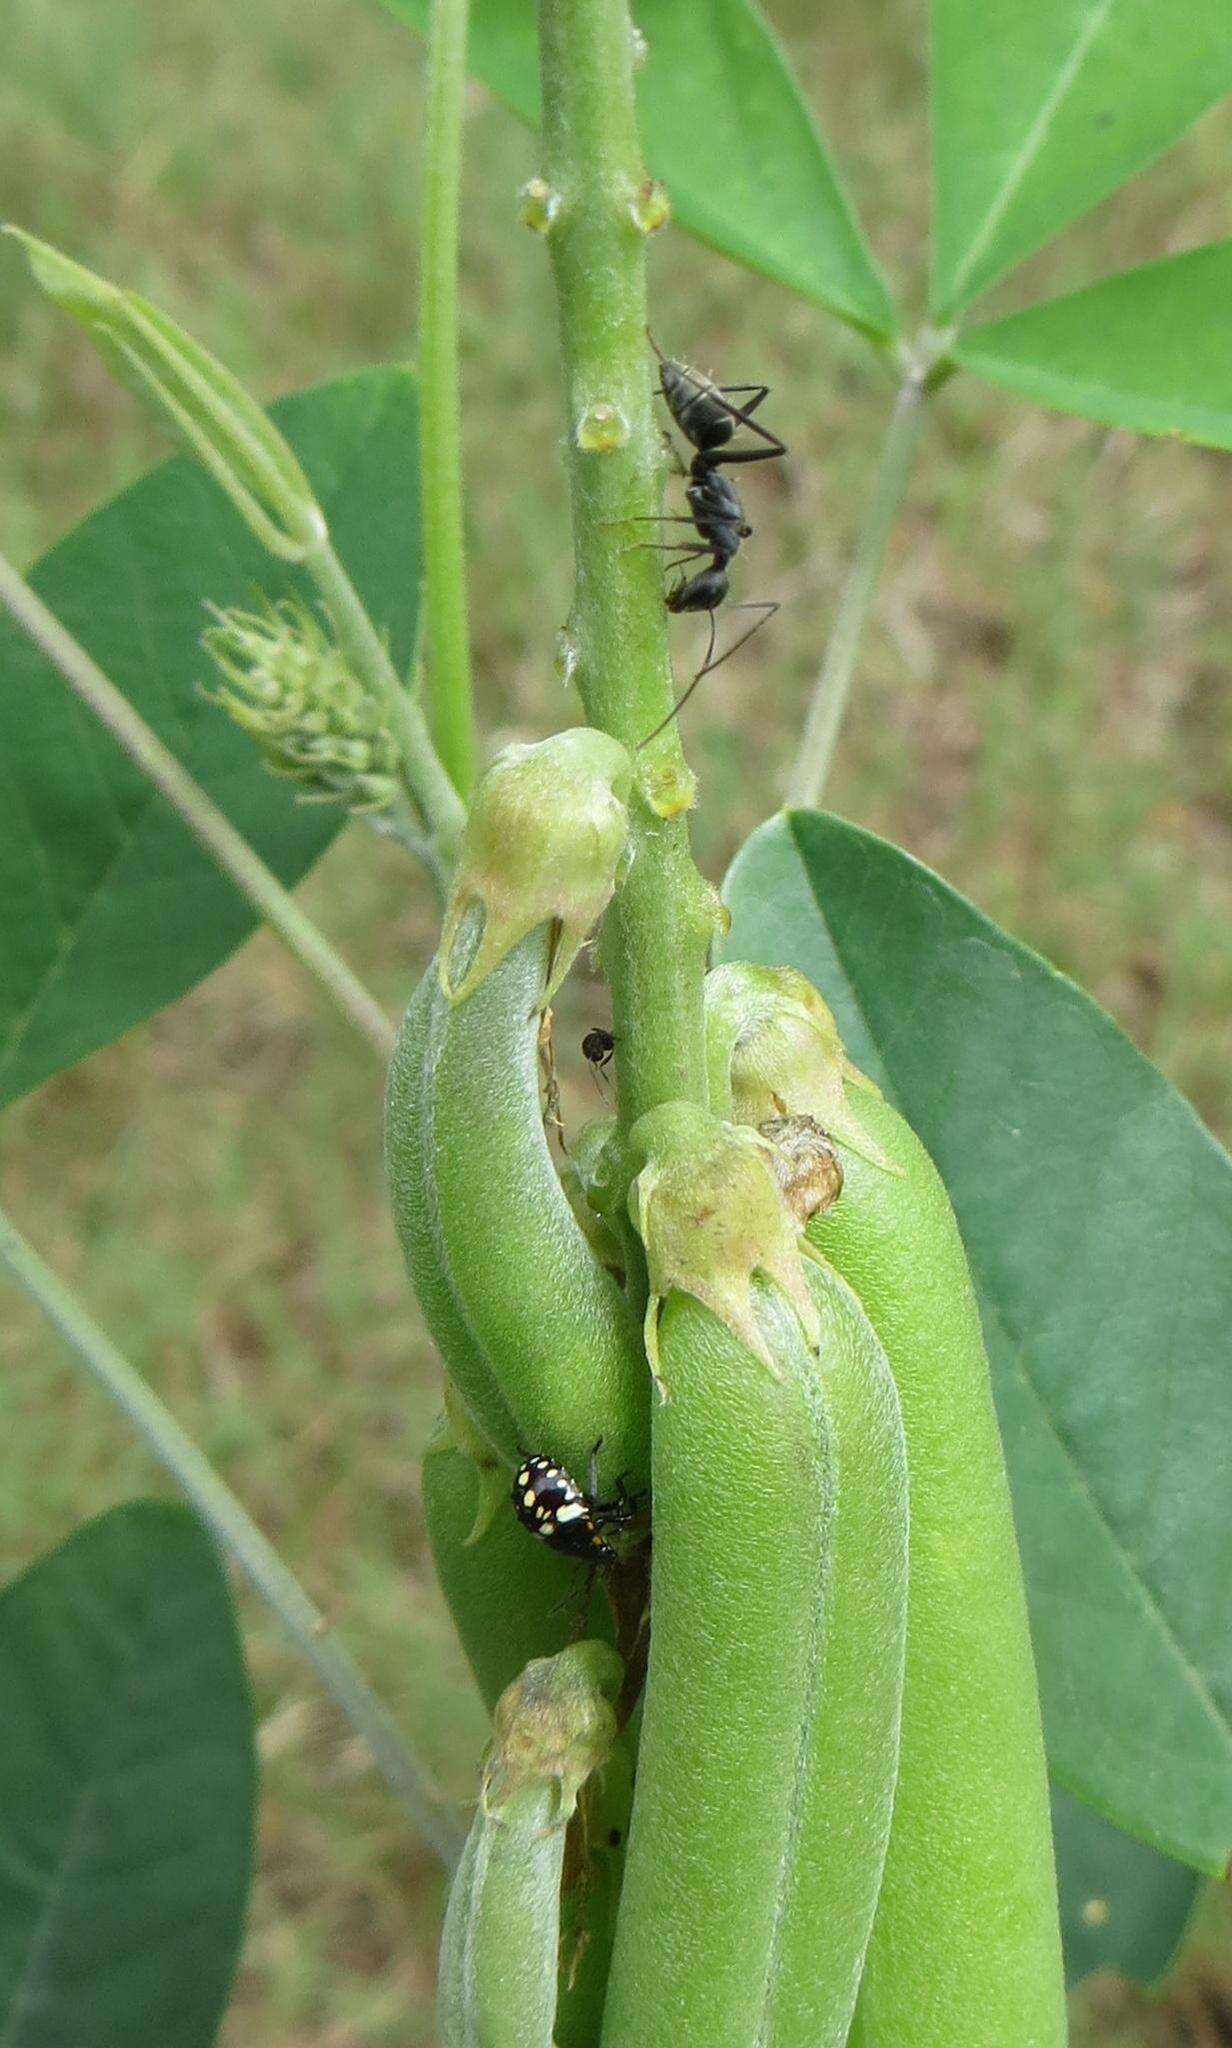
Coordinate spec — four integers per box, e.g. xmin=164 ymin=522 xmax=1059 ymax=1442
xmin=511 ymin=1447 xmax=639 ymax=1566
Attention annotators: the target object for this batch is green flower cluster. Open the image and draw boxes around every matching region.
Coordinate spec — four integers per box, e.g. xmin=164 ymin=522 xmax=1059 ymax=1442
xmin=201 ymin=600 xmax=400 ymax=814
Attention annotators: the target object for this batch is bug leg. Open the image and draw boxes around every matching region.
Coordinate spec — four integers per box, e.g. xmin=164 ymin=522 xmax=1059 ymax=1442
xmin=698 ymin=600 xmax=780 ymax=677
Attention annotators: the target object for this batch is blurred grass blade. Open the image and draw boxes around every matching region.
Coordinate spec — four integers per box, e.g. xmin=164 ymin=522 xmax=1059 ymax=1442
xmin=1053 ymin=1782 xmax=1199 ymax=1989
xmin=931 ymin=0 xmax=1232 ymax=318
xmin=721 ymin=810 xmax=1232 ymax=1876
xmin=954 ymin=243 xmax=1232 ymax=450
xmin=378 ymin=0 xmax=896 ymax=338
xmin=0 ymin=367 xmax=421 ymax=1110
xmin=5 ymin=229 xmax=325 ymax=559
xmin=0 ymin=1502 xmax=255 ymax=2048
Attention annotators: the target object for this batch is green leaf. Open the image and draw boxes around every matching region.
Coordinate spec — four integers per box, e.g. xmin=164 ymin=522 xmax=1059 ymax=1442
xmin=378 ymin=0 xmax=895 ymax=338
xmin=721 ymin=810 xmax=1232 ymax=1875
xmin=0 ymin=1502 xmax=255 ymax=2048
xmin=931 ymin=0 xmax=1232 ymax=318
xmin=0 ymin=365 xmax=421 ymax=1109
xmin=1053 ymin=1782 xmax=1199 ymax=1989
xmin=954 ymin=243 xmax=1232 ymax=451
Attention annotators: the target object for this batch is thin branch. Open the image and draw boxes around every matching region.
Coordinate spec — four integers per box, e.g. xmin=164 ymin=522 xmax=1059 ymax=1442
xmin=418 ymin=0 xmax=476 ymax=798
xmin=536 ymin=0 xmax=715 ymax=1127
xmin=0 ymin=549 xmax=397 ymax=1061
xmin=785 ymin=367 xmax=931 ymax=810
xmin=0 ymin=1204 xmax=466 ymax=1870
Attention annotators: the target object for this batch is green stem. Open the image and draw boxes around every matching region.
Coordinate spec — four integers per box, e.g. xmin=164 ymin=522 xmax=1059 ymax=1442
xmin=785 ymin=366 xmax=930 ymax=809
xmin=0 ymin=550 xmax=397 ymax=1061
xmin=536 ymin=0 xmax=714 ymax=1126
xmin=305 ymin=539 xmax=465 ymax=867
xmin=418 ymin=0 xmax=476 ymax=797
xmin=0 ymin=1204 xmax=466 ymax=1871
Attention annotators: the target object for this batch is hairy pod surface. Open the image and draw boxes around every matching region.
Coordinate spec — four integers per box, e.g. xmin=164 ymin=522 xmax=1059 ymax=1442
xmin=422 ymin=1441 xmax=609 ymax=1712
xmin=387 ymin=925 xmax=650 ymax=1491
xmin=600 ymin=1267 xmax=906 ymax=2048
xmin=439 ymin=1640 xmax=623 ymax=2048
xmin=387 ymin=964 xmax=516 ymax=1456
xmin=811 ymin=1090 xmax=1066 ymax=2048
xmin=438 ymin=1779 xmax=565 ymax=2048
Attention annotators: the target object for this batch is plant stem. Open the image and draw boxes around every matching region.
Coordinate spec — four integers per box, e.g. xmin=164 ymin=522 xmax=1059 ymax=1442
xmin=418 ymin=0 xmax=476 ymax=798
xmin=0 ymin=550 xmax=397 ymax=1060
xmin=785 ymin=365 xmax=930 ymax=808
xmin=0 ymin=1204 xmax=467 ymax=1870
xmin=304 ymin=539 xmax=465 ymax=866
xmin=536 ymin=0 xmax=714 ymax=1126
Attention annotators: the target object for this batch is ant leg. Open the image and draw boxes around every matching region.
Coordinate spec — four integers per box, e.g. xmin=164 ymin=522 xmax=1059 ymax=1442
xmin=626 ymin=542 xmax=710 ymax=559
xmin=699 ymin=381 xmax=786 ymax=459
xmin=639 ymin=613 xmax=717 ymax=747
xmin=717 ymin=383 xmax=771 ymax=417
xmin=588 ymin=1438 xmax=604 ymax=1499
xmin=698 ymin=600 xmax=780 ymax=678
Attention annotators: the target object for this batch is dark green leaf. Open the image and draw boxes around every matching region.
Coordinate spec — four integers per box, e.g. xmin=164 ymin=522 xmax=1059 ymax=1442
xmin=721 ymin=811 xmax=1232 ymax=1875
xmin=1053 ymin=1782 xmax=1198 ymax=1988
xmin=932 ymin=0 xmax=1232 ymax=317
xmin=0 ymin=366 xmax=420 ymax=1108
xmin=955 ymin=243 xmax=1232 ymax=450
xmin=379 ymin=0 xmax=895 ymax=337
xmin=0 ymin=1502 xmax=255 ymax=2048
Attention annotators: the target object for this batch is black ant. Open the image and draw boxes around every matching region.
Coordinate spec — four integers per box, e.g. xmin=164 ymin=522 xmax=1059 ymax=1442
xmin=582 ymin=1026 xmax=616 ymax=1085
xmin=635 ymin=332 xmax=785 ymax=744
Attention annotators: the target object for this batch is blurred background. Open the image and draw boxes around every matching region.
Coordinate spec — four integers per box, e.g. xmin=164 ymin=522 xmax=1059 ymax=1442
xmin=2 ymin=0 xmax=1231 ymax=2039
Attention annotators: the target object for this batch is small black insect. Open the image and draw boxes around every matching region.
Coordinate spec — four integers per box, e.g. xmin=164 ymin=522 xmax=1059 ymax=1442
xmin=582 ymin=1026 xmax=616 ymax=1079
xmin=649 ymin=330 xmax=787 ymax=471
xmin=511 ymin=1445 xmax=639 ymax=1566
xmin=638 ymin=332 xmax=784 ymax=744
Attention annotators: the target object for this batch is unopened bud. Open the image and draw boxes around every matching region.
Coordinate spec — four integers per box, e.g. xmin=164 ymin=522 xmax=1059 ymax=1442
xmin=485 ymin=1641 xmax=623 ymax=1824
xmin=576 ymin=402 xmax=629 ymax=453
xmin=439 ymin=728 xmax=633 ymax=1004
xmin=705 ymin=962 xmax=900 ymax=1174
xmin=627 ymin=1101 xmax=821 ymax=1395
xmin=6 ymin=228 xmax=326 ymax=559
xmin=630 ymin=179 xmax=670 ymax=235
xmin=519 ymin=176 xmax=562 ymax=234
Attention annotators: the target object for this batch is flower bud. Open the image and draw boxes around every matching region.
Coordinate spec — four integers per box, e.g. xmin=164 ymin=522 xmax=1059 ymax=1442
xmin=576 ymin=402 xmax=629 ymax=452
xmin=629 ymin=179 xmax=671 ymax=235
xmin=705 ymin=961 xmax=900 ymax=1173
xmin=485 ymin=1640 xmax=624 ymax=1823
xmin=6 ymin=228 xmax=326 ymax=560
xmin=201 ymin=600 xmax=400 ymax=813
xmin=439 ymin=728 xmax=633 ymax=1004
xmin=626 ymin=1101 xmax=820 ymax=1394
xmin=518 ymin=176 xmax=562 ymax=234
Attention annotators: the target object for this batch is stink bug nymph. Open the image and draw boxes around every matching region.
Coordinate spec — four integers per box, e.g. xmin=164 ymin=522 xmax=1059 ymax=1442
xmin=511 ymin=1443 xmax=639 ymax=1566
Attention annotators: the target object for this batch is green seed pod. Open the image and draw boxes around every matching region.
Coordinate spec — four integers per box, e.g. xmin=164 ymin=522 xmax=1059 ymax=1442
xmin=388 ymin=924 xmax=650 ymax=1491
xmin=423 ymin=1438 xmax=609 ymax=1712
xmin=600 ymin=1262 xmax=907 ymax=2048
xmin=708 ymin=961 xmax=1066 ymax=2048
xmin=439 ymin=1642 xmax=623 ymax=2048
xmin=386 ymin=962 xmax=518 ymax=1459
